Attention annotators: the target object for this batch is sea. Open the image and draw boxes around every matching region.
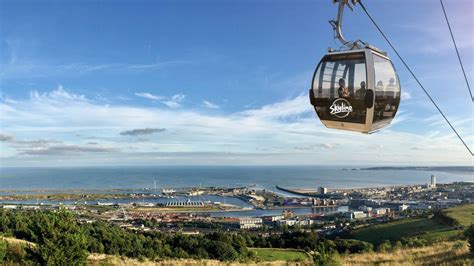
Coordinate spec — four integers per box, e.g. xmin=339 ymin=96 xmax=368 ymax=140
xmin=1 ymin=165 xmax=472 ymax=192
xmin=0 ymin=166 xmax=472 ymax=217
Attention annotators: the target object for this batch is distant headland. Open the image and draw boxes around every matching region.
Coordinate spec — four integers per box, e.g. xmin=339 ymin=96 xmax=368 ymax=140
xmin=359 ymin=166 xmax=473 ymax=173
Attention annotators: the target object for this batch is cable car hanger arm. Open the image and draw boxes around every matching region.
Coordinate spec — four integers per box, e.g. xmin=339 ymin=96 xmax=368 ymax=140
xmin=330 ymin=0 xmax=365 ymax=50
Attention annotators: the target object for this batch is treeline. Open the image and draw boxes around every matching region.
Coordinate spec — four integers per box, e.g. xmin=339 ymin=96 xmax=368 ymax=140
xmin=432 ymin=209 xmax=461 ymax=227
xmin=0 ymin=209 xmax=374 ymax=264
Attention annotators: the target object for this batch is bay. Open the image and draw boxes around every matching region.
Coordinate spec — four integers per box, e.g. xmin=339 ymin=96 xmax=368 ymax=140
xmin=1 ymin=165 xmax=472 ymax=191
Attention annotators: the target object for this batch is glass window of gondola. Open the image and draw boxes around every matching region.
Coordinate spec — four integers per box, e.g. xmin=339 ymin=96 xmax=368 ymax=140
xmin=372 ymin=54 xmax=400 ymax=123
xmin=312 ymin=52 xmax=367 ymax=124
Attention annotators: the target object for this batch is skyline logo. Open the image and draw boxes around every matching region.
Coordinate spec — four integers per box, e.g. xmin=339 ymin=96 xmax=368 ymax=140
xmin=329 ymin=98 xmax=353 ymax=118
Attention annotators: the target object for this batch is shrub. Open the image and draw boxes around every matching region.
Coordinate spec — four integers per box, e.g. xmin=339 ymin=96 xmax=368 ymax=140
xmin=464 ymin=224 xmax=474 ymax=254
xmin=0 ymin=239 xmax=5 ymax=261
xmin=377 ymin=240 xmax=392 ymax=252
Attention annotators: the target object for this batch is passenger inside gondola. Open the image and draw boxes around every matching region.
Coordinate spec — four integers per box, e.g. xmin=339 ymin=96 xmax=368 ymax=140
xmin=386 ymin=77 xmax=397 ymax=98
xmin=355 ymin=81 xmax=366 ymax=98
xmin=338 ymin=78 xmax=351 ymax=98
xmin=376 ymin=80 xmax=384 ymax=96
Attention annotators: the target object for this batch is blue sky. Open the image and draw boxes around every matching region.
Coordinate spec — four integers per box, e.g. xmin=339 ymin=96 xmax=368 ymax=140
xmin=0 ymin=0 xmax=473 ymax=166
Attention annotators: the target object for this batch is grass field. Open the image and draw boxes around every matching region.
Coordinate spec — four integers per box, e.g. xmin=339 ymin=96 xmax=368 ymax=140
xmin=417 ymin=228 xmax=462 ymax=242
xmin=353 ymin=217 xmax=451 ymax=245
xmin=353 ymin=204 xmax=474 ymax=245
xmin=250 ymin=248 xmax=311 ymax=262
xmin=342 ymin=241 xmax=472 ymax=266
xmin=445 ymin=204 xmax=474 ymax=227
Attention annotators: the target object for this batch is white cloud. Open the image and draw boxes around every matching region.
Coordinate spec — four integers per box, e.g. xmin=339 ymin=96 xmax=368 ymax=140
xmin=135 ymin=92 xmax=164 ymax=101
xmin=128 ymin=59 xmax=193 ymax=70
xmin=28 ymin=85 xmax=88 ymax=103
xmin=240 ymin=94 xmax=312 ymax=119
xmin=135 ymin=92 xmax=185 ymax=108
xmin=162 ymin=93 xmax=186 ymax=108
xmin=401 ymin=91 xmax=412 ymax=100
xmin=0 ymin=40 xmax=193 ymax=80
xmin=202 ymin=100 xmax=220 ymax=109
xmin=0 ymin=86 xmax=472 ymax=166
xmin=0 ymin=133 xmax=14 ymax=142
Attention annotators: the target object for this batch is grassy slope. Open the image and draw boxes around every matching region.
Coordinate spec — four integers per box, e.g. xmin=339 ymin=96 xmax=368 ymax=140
xmin=4 ymin=237 xmax=312 ymax=265
xmin=89 ymin=251 xmax=313 ymax=266
xmin=353 ymin=204 xmax=474 ymax=245
xmin=445 ymin=204 xmax=474 ymax=227
xmin=249 ymin=248 xmax=310 ymax=262
xmin=353 ymin=218 xmax=451 ymax=244
xmin=2 ymin=237 xmax=36 ymax=247
xmin=342 ymin=241 xmax=472 ymax=266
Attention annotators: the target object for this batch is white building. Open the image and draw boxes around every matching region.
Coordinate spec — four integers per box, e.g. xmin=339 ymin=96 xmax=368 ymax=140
xmin=372 ymin=208 xmax=390 ymax=215
xmin=239 ymin=218 xmax=262 ymax=229
xmin=318 ymin=187 xmax=328 ymax=195
xmin=1 ymin=205 xmax=18 ymax=209
xmin=277 ymin=219 xmax=315 ymax=227
xmin=431 ymin=175 xmax=437 ymax=188
xmin=267 ymin=215 xmax=284 ymax=222
xmin=398 ymin=204 xmax=409 ymax=211
xmin=278 ymin=219 xmax=297 ymax=227
xmin=345 ymin=211 xmax=367 ymax=219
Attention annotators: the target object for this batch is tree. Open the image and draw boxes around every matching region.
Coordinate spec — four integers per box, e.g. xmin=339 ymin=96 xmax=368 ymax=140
xmin=334 ymin=239 xmax=373 ymax=254
xmin=314 ymin=240 xmax=341 ymax=266
xmin=464 ymin=224 xmax=474 ymax=254
xmin=207 ymin=241 xmax=239 ymax=261
xmin=29 ymin=210 xmax=88 ymax=265
xmin=0 ymin=239 xmax=6 ymax=262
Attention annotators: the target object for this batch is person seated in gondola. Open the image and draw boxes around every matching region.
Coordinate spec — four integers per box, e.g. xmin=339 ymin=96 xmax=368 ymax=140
xmin=337 ymin=78 xmax=351 ymax=98
xmin=376 ymin=80 xmax=385 ymax=97
xmin=386 ymin=77 xmax=397 ymax=99
xmin=355 ymin=81 xmax=366 ymax=98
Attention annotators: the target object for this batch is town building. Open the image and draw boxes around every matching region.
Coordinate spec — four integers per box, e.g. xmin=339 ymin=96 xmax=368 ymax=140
xmin=344 ymin=211 xmax=367 ymax=219
xmin=238 ymin=218 xmax=262 ymax=229
xmin=431 ymin=175 xmax=437 ymax=188
xmin=318 ymin=187 xmax=328 ymax=195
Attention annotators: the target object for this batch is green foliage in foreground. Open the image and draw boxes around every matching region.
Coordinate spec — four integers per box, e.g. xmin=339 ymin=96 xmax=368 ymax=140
xmin=464 ymin=224 xmax=474 ymax=254
xmin=0 ymin=239 xmax=5 ymax=261
xmin=1 ymin=210 xmax=88 ymax=265
xmin=0 ymin=209 xmax=373 ymax=264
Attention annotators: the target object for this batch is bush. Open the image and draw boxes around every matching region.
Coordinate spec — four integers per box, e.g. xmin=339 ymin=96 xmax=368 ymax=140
xmin=28 ymin=211 xmax=89 ymax=265
xmin=0 ymin=239 xmax=5 ymax=261
xmin=0 ymin=209 xmax=359 ymax=263
xmin=4 ymin=241 xmax=30 ymax=263
xmin=453 ymin=241 xmax=466 ymax=251
xmin=432 ymin=209 xmax=460 ymax=227
xmin=208 ymin=241 xmax=239 ymax=261
xmin=314 ymin=250 xmax=341 ymax=266
xmin=334 ymin=239 xmax=373 ymax=254
xmin=464 ymin=224 xmax=474 ymax=254
xmin=393 ymin=241 xmax=403 ymax=250
xmin=377 ymin=240 xmax=392 ymax=252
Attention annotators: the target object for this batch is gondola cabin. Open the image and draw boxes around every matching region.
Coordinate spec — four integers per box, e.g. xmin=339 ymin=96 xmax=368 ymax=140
xmin=309 ymin=46 xmax=400 ymax=133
